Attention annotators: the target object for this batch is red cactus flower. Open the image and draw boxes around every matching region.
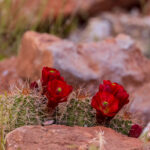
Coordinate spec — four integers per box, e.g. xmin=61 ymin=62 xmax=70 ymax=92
xmin=30 ymin=81 xmax=39 ymax=90
xmin=92 ymin=91 xmax=119 ymax=117
xmin=129 ymin=124 xmax=143 ymax=138
xmin=46 ymin=79 xmax=73 ymax=108
xmin=99 ymin=80 xmax=129 ymax=108
xmin=91 ymin=80 xmax=129 ymax=123
xmin=41 ymin=67 xmax=64 ymax=94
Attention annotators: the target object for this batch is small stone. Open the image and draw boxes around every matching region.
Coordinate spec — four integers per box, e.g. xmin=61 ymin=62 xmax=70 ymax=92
xmin=42 ymin=120 xmax=55 ymax=126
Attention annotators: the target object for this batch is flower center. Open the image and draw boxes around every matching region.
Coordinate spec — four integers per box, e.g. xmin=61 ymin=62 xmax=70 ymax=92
xmin=112 ymin=83 xmax=116 ymax=86
xmin=50 ymin=70 xmax=55 ymax=73
xmin=57 ymin=87 xmax=62 ymax=92
xmin=103 ymin=101 xmax=108 ymax=106
xmin=99 ymin=105 xmax=110 ymax=114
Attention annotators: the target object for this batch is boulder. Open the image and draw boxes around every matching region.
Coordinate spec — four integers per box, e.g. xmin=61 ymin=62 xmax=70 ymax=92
xmin=0 ymin=57 xmax=23 ymax=94
xmin=69 ymin=10 xmax=150 ymax=54
xmin=17 ymin=31 xmax=60 ymax=81
xmin=17 ymin=31 xmax=150 ymax=95
xmin=129 ymin=83 xmax=150 ymax=127
xmin=6 ymin=125 xmax=143 ymax=150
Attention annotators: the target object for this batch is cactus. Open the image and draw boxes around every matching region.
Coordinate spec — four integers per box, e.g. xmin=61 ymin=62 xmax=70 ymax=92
xmin=108 ymin=116 xmax=132 ymax=135
xmin=0 ymin=89 xmax=51 ymax=135
xmin=0 ymin=87 xmax=132 ymax=136
xmin=54 ymin=98 xmax=97 ymax=127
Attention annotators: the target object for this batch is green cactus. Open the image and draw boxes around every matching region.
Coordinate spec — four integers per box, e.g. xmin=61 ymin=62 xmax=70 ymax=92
xmin=0 ymin=88 xmax=133 ymax=137
xmin=108 ymin=116 xmax=132 ymax=135
xmin=0 ymin=91 xmax=51 ymax=134
xmin=54 ymin=98 xmax=97 ymax=127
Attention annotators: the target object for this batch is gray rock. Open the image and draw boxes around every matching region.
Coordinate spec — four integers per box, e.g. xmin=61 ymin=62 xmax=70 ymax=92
xmin=69 ymin=10 xmax=150 ymax=55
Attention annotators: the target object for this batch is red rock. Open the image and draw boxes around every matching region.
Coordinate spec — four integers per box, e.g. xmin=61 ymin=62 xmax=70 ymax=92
xmin=17 ymin=31 xmax=61 ymax=80
xmin=129 ymin=83 xmax=150 ymax=127
xmin=0 ymin=57 xmax=23 ymax=94
xmin=17 ymin=31 xmax=150 ymax=95
xmin=6 ymin=125 xmax=143 ymax=150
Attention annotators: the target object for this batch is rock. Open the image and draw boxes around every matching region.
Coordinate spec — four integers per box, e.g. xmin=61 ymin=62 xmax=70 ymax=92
xmin=17 ymin=31 xmax=61 ymax=81
xmin=69 ymin=17 xmax=113 ymax=43
xmin=69 ymin=18 xmax=113 ymax=43
xmin=0 ymin=57 xmax=23 ymax=94
xmin=102 ymin=10 xmax=150 ymax=55
xmin=17 ymin=31 xmax=150 ymax=95
xmin=128 ymin=83 xmax=150 ymax=127
xmin=6 ymin=125 xmax=143 ymax=150
xmin=69 ymin=10 xmax=150 ymax=54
